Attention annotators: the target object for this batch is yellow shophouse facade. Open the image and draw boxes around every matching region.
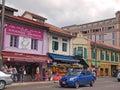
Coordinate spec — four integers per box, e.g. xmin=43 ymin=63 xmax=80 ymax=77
xmin=73 ymin=33 xmax=120 ymax=76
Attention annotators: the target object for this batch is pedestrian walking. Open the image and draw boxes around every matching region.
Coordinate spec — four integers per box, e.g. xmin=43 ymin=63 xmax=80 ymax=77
xmin=12 ymin=66 xmax=18 ymax=82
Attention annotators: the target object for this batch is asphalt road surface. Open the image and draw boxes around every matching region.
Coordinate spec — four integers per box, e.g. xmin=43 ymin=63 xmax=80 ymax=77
xmin=6 ymin=77 xmax=120 ymax=90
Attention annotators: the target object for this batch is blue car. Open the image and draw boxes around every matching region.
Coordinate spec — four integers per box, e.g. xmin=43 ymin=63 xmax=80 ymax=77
xmin=59 ymin=70 xmax=95 ymax=88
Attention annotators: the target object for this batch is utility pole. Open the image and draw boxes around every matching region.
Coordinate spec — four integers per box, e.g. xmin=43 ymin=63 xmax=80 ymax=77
xmin=0 ymin=0 xmax=5 ymax=69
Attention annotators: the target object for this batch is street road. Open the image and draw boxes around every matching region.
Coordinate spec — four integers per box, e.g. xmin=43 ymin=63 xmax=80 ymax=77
xmin=6 ymin=77 xmax=120 ymax=90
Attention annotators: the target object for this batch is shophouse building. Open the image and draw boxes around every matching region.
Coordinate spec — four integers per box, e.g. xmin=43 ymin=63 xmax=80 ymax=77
xmin=62 ymin=11 xmax=120 ymax=47
xmin=22 ymin=11 xmax=89 ymax=76
xmin=0 ymin=4 xmax=88 ymax=81
xmin=73 ymin=33 xmax=120 ymax=76
xmin=22 ymin=11 xmax=74 ymax=76
xmin=0 ymin=5 xmax=52 ymax=81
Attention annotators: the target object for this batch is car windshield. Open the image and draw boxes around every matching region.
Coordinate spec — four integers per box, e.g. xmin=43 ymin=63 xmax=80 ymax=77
xmin=66 ymin=71 xmax=81 ymax=76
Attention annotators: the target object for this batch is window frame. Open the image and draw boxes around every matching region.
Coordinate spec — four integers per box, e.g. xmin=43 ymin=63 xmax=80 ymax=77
xmin=62 ymin=39 xmax=67 ymax=52
xmin=52 ymin=41 xmax=59 ymax=51
xmin=31 ymin=38 xmax=38 ymax=50
xmin=10 ymin=35 xmax=18 ymax=47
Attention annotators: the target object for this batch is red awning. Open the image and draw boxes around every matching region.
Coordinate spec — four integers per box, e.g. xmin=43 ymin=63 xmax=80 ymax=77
xmin=2 ymin=51 xmax=52 ymax=63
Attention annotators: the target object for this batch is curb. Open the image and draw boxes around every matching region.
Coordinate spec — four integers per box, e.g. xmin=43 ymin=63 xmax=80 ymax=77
xmin=6 ymin=81 xmax=59 ymax=88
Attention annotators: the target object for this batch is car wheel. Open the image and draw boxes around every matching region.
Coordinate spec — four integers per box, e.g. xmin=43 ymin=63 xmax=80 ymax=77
xmin=74 ymin=81 xmax=79 ymax=88
xmin=0 ymin=80 xmax=6 ymax=90
xmin=60 ymin=84 xmax=65 ymax=87
xmin=117 ymin=79 xmax=120 ymax=82
xmin=90 ymin=80 xmax=93 ymax=87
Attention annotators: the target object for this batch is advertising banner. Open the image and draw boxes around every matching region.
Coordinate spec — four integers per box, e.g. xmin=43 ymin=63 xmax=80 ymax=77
xmin=6 ymin=23 xmax=44 ymax=40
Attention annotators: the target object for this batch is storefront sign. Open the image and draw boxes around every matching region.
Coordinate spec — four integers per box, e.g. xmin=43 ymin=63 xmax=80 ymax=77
xmin=6 ymin=23 xmax=44 ymax=40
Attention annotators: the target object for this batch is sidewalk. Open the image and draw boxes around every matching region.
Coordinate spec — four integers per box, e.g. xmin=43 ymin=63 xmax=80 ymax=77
xmin=7 ymin=80 xmax=59 ymax=88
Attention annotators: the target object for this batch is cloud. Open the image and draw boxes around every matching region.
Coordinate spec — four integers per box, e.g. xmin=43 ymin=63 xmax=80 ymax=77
xmin=4 ymin=0 xmax=120 ymax=27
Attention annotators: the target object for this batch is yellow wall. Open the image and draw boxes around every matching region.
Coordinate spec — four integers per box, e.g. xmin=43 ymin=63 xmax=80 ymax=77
xmin=72 ymin=32 xmax=120 ymax=76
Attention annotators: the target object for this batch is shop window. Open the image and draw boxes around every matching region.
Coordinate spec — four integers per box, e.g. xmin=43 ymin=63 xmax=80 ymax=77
xmin=84 ymin=48 xmax=87 ymax=59
xmin=111 ymin=52 xmax=114 ymax=62
xmin=82 ymin=31 xmax=88 ymax=34
xmin=105 ymin=51 xmax=109 ymax=61
xmin=52 ymin=37 xmax=58 ymax=40
xmin=100 ymin=50 xmax=104 ymax=60
xmin=115 ymin=53 xmax=118 ymax=62
xmin=10 ymin=35 xmax=18 ymax=47
xmin=31 ymin=39 xmax=38 ymax=50
xmin=90 ymin=35 xmax=92 ymax=40
xmin=112 ymin=40 xmax=115 ymax=45
xmin=78 ymin=47 xmax=83 ymax=57
xmin=112 ymin=33 xmax=115 ymax=39
xmin=62 ymin=39 xmax=67 ymax=52
xmin=52 ymin=41 xmax=58 ymax=51
xmin=73 ymin=48 xmax=77 ymax=55
xmin=91 ymin=48 xmax=97 ymax=59
xmin=62 ymin=43 xmax=67 ymax=52
xmin=108 ymin=26 xmax=114 ymax=30
xmin=99 ymin=35 xmax=102 ymax=40
xmin=62 ymin=39 xmax=67 ymax=42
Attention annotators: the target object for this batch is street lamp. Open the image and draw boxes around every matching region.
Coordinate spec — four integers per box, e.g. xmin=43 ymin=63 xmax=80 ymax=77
xmin=0 ymin=0 xmax=5 ymax=69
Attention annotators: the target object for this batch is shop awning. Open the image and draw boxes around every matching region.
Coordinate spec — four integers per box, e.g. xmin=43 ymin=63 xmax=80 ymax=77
xmin=48 ymin=53 xmax=79 ymax=62
xmin=2 ymin=51 xmax=52 ymax=63
xmin=74 ymin=55 xmax=89 ymax=67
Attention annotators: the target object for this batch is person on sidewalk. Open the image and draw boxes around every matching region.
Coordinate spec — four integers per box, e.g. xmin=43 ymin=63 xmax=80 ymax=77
xmin=45 ymin=71 xmax=49 ymax=81
xmin=19 ymin=66 xmax=25 ymax=82
xmin=12 ymin=66 xmax=18 ymax=82
xmin=35 ymin=66 xmax=41 ymax=81
xmin=48 ymin=69 xmax=52 ymax=81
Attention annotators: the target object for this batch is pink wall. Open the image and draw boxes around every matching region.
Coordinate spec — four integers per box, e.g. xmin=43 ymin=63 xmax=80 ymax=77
xmin=3 ymin=22 xmax=48 ymax=55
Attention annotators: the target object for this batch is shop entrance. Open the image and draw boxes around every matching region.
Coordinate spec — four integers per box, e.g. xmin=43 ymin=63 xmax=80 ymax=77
xmin=105 ymin=68 xmax=108 ymax=76
xmin=111 ymin=65 xmax=117 ymax=77
xmin=3 ymin=61 xmax=42 ymax=81
xmin=100 ymin=68 xmax=104 ymax=76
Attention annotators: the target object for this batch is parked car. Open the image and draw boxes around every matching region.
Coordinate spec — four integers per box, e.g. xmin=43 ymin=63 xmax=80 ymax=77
xmin=117 ymin=71 xmax=120 ymax=82
xmin=0 ymin=71 xmax=13 ymax=90
xmin=59 ymin=70 xmax=95 ymax=88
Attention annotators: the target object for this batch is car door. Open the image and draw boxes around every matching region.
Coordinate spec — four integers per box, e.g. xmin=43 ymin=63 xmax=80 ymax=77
xmin=85 ymin=71 xmax=92 ymax=84
xmin=79 ymin=70 xmax=87 ymax=85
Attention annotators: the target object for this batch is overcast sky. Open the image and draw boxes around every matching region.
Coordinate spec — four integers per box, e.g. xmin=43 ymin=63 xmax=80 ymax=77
xmin=1 ymin=0 xmax=120 ymax=27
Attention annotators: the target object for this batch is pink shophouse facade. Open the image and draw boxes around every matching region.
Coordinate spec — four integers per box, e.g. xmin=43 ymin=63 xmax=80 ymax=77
xmin=1 ymin=5 xmax=51 ymax=81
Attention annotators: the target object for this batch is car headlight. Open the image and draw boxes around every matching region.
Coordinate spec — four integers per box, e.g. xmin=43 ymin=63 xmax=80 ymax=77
xmin=69 ymin=77 xmax=76 ymax=81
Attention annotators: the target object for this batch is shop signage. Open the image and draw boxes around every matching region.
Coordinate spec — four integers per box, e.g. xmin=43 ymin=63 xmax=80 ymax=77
xmin=6 ymin=23 xmax=44 ymax=40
